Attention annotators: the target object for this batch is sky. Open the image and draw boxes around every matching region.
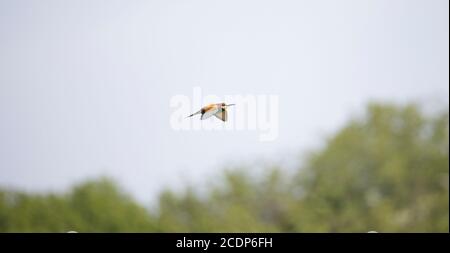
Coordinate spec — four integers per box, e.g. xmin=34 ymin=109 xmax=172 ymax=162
xmin=0 ymin=0 xmax=448 ymax=204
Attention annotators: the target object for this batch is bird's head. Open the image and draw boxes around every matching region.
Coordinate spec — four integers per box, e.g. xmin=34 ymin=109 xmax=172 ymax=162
xmin=221 ymin=103 xmax=235 ymax=108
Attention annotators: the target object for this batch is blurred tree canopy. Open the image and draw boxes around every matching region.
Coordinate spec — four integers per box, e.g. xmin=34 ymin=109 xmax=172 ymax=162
xmin=0 ymin=103 xmax=448 ymax=232
xmin=0 ymin=179 xmax=155 ymax=232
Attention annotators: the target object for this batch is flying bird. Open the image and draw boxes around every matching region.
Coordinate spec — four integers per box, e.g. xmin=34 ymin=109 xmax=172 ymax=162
xmin=187 ymin=103 xmax=235 ymax=122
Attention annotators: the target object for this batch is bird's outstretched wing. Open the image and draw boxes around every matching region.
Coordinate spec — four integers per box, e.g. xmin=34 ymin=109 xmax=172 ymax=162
xmin=214 ymin=109 xmax=228 ymax=121
xmin=201 ymin=107 xmax=219 ymax=120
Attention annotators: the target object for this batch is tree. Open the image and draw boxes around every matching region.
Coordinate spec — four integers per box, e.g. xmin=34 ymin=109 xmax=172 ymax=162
xmin=0 ymin=178 xmax=155 ymax=232
xmin=0 ymin=103 xmax=447 ymax=232
xmin=295 ymin=104 xmax=449 ymax=232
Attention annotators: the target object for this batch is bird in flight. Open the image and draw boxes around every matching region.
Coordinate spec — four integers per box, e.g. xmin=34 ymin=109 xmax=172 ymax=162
xmin=187 ymin=103 xmax=235 ymax=121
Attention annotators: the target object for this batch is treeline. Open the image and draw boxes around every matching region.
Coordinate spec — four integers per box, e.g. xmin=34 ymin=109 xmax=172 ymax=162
xmin=0 ymin=103 xmax=448 ymax=232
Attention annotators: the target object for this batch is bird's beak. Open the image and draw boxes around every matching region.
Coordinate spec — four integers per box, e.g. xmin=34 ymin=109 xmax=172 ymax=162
xmin=225 ymin=104 xmax=235 ymax=107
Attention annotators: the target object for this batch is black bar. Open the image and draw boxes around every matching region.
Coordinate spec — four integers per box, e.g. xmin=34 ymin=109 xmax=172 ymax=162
xmin=1 ymin=233 xmax=447 ymax=252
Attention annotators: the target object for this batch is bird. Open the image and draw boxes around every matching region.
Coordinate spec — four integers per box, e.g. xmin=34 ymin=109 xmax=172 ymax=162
xmin=187 ymin=103 xmax=235 ymax=122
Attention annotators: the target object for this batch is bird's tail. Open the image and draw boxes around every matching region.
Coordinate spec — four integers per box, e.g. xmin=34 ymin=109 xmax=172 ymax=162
xmin=186 ymin=110 xmax=201 ymax=118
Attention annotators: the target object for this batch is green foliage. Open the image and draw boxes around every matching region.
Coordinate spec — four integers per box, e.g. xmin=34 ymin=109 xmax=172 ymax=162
xmin=295 ymin=104 xmax=449 ymax=232
xmin=0 ymin=103 xmax=448 ymax=232
xmin=0 ymin=178 xmax=155 ymax=232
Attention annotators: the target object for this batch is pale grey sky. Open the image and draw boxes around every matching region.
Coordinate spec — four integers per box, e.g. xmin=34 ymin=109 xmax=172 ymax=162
xmin=0 ymin=0 xmax=448 ymax=203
